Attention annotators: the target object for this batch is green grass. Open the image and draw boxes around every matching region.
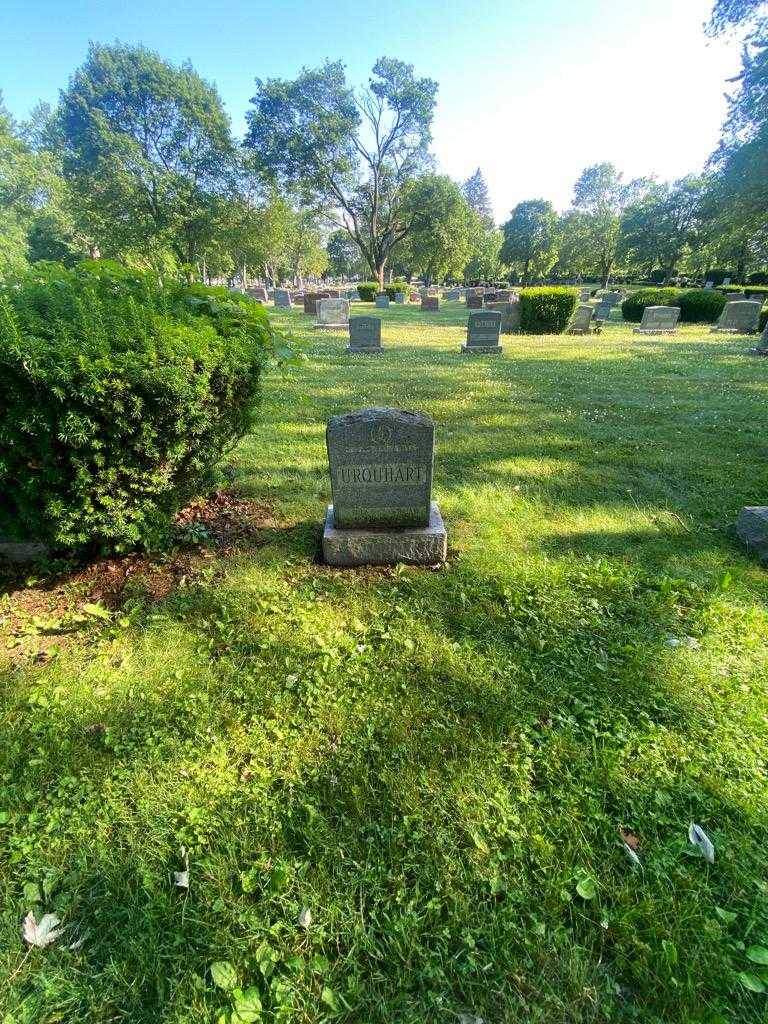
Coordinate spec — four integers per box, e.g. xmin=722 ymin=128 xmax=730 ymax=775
xmin=2 ymin=301 xmax=768 ymax=1023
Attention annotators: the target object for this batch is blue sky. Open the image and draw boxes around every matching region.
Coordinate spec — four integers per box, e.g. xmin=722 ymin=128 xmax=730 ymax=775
xmin=0 ymin=0 xmax=744 ymax=220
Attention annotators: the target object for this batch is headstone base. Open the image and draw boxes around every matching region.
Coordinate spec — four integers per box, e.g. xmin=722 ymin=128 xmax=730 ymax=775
xmin=734 ymin=506 xmax=768 ymax=564
xmin=633 ymin=328 xmax=678 ymax=335
xmin=711 ymin=327 xmax=757 ymax=335
xmin=322 ymin=502 xmax=447 ymax=567
xmin=346 ymin=345 xmax=382 ymax=354
xmin=461 ymin=344 xmax=502 ymax=355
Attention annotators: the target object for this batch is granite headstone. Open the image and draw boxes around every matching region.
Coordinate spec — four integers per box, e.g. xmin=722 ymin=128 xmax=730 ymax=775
xmin=347 ymin=315 xmax=382 ymax=353
xmin=462 ymin=310 xmax=503 ymax=354
xmin=633 ymin=305 xmax=680 ymax=334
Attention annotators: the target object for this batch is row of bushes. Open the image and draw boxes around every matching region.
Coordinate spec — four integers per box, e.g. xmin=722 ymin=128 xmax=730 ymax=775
xmin=0 ymin=260 xmax=276 ymax=553
xmin=621 ymin=288 xmax=768 ymax=324
xmin=356 ymin=281 xmax=410 ymax=302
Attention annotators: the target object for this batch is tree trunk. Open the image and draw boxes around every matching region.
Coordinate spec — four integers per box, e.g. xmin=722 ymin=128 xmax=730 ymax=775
xmin=522 ymin=259 xmax=530 ymax=286
xmin=376 ymin=263 xmax=386 ymax=292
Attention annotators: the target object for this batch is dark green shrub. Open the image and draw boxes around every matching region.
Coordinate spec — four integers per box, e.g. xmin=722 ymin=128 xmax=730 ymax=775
xmin=0 ymin=261 xmax=275 ymax=552
xmin=621 ymin=288 xmax=679 ymax=322
xmin=357 ymin=282 xmax=378 ymax=301
xmin=384 ymin=281 xmax=409 ymax=301
xmin=519 ymin=287 xmax=578 ymax=334
xmin=747 ymin=272 xmax=768 ymax=285
xmin=719 ymin=284 xmax=746 ymax=293
xmin=676 ymin=289 xmax=727 ymax=323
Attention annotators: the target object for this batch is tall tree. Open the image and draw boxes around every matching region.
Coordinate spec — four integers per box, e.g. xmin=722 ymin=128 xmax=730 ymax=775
xmin=619 ymin=177 xmax=705 ymax=283
xmin=398 ymin=174 xmax=475 ymax=284
xmin=500 ymin=199 xmax=558 ymax=285
xmin=327 ymin=229 xmax=363 ymax=279
xmin=462 ymin=168 xmax=494 ymax=226
xmin=245 ymin=58 xmax=438 ymax=290
xmin=57 ymin=42 xmax=235 ymax=268
xmin=570 ymin=163 xmax=633 ymax=287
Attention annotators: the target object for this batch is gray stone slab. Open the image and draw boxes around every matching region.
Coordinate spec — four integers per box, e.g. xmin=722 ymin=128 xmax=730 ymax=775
xmin=0 ymin=541 xmax=49 ymax=564
xmin=485 ymin=301 xmax=521 ymax=334
xmin=421 ymin=296 xmax=439 ymax=311
xmin=375 ymin=294 xmax=390 ymax=308
xmin=315 ymin=297 xmax=350 ymax=328
xmin=323 ymin=501 xmax=447 ymax=566
xmin=326 ymin=407 xmax=433 ymax=529
xmin=569 ymin=304 xmax=594 ymax=334
xmin=711 ymin=300 xmax=762 ymax=334
xmin=463 ymin=310 xmax=502 ymax=353
xmin=633 ymin=305 xmax=680 ymax=334
xmin=394 ymin=292 xmax=406 ymax=304
xmin=348 ymin=316 xmax=382 ymax=353
xmin=274 ymin=289 xmax=292 ymax=307
xmin=734 ymin=506 xmax=768 ymax=564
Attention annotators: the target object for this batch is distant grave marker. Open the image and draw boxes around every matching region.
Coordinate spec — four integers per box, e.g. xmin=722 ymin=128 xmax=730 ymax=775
xmin=711 ymin=300 xmax=762 ymax=334
xmin=315 ymin=298 xmax=350 ymax=328
xmin=569 ymin=304 xmax=594 ymax=335
xmin=633 ymin=305 xmax=680 ymax=334
xmin=421 ymin=295 xmax=440 ymax=312
xmin=274 ymin=289 xmax=292 ymax=308
xmin=375 ymin=293 xmax=390 ymax=308
xmin=347 ymin=316 xmax=382 ymax=353
xmin=462 ymin=310 xmax=503 ymax=354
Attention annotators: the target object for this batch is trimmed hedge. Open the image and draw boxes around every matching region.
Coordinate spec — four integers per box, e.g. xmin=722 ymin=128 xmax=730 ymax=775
xmin=676 ymin=289 xmax=728 ymax=323
xmin=747 ymin=272 xmax=768 ymax=285
xmin=0 ymin=261 xmax=275 ymax=552
xmin=745 ymin=286 xmax=768 ymax=301
xmin=385 ymin=281 xmax=409 ymax=301
xmin=621 ymin=288 xmax=679 ymax=322
xmin=356 ymin=282 xmax=378 ymax=301
xmin=519 ymin=287 xmax=578 ymax=334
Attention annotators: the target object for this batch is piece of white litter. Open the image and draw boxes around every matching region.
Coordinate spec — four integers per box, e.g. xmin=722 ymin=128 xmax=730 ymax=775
xmin=688 ymin=823 xmax=715 ymax=864
xmin=458 ymin=1014 xmax=485 ymax=1024
xmin=623 ymin=842 xmax=641 ymax=866
xmin=298 ymin=907 xmax=312 ymax=929
xmin=174 ymin=846 xmax=190 ymax=890
xmin=22 ymin=911 xmax=63 ymax=948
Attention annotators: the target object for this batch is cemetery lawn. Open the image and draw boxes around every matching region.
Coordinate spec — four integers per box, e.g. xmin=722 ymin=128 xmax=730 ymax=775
xmin=3 ymin=302 xmax=768 ymax=1024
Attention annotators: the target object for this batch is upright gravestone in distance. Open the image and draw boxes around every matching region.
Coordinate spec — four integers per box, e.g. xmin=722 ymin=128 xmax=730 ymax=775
xmin=421 ymin=295 xmax=440 ymax=312
xmin=569 ymin=304 xmax=594 ymax=335
xmin=594 ymin=301 xmax=612 ymax=321
xmin=347 ymin=316 xmax=382 ymax=353
xmin=711 ymin=300 xmax=762 ymax=334
xmin=462 ymin=310 xmax=503 ymax=354
xmin=486 ymin=301 xmax=521 ymax=334
xmin=274 ymin=289 xmax=292 ymax=308
xmin=579 ymin=288 xmax=591 ymax=302
xmin=446 ymin=288 xmax=461 ymax=300
xmin=375 ymin=293 xmax=390 ymax=308
xmin=633 ymin=306 xmax=680 ymax=335
xmin=315 ymin=298 xmax=350 ymax=328
xmin=394 ymin=291 xmax=406 ymax=304
xmin=466 ymin=292 xmax=484 ymax=309
xmin=304 ymin=292 xmax=330 ymax=316
xmin=322 ymin=408 xmax=447 ymax=566
xmin=749 ymin=318 xmax=768 ymax=355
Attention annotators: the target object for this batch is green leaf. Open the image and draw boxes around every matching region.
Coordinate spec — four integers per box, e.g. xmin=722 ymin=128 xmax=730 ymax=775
xmin=715 ymin=907 xmax=737 ymax=925
xmin=210 ymin=961 xmax=238 ymax=992
xmin=747 ymin=946 xmax=768 ymax=966
xmin=576 ymin=876 xmax=597 ymax=900
xmin=232 ymin=987 xmax=262 ymax=1022
xmin=23 ymin=881 xmax=42 ymax=904
xmin=738 ymin=971 xmax=765 ymax=993
xmin=82 ymin=602 xmax=111 ymax=620
xmin=321 ymin=987 xmax=339 ymax=1012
